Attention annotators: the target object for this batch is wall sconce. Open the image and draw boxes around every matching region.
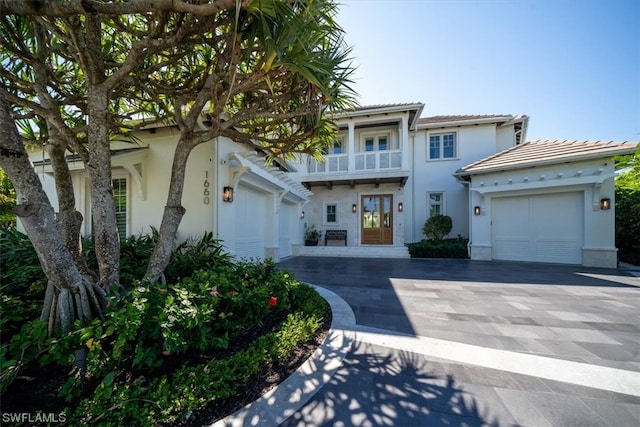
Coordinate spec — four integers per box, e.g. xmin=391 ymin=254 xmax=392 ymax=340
xmin=474 ymin=206 xmax=481 ymax=216
xmin=300 ymin=211 xmax=305 ymax=219
xmin=352 ymin=203 xmax=357 ymax=213
xmin=398 ymin=202 xmax=403 ymax=212
xmin=222 ymin=186 xmax=234 ymax=203
xmin=600 ymin=198 xmax=611 ymax=210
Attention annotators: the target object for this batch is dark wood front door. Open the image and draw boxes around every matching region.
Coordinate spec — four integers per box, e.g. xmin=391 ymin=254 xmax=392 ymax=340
xmin=361 ymin=194 xmax=393 ymax=244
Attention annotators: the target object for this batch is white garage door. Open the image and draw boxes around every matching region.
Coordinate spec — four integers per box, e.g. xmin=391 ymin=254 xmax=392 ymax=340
xmin=492 ymin=192 xmax=583 ymax=264
xmin=234 ymin=185 xmax=266 ymax=259
xmin=279 ymin=203 xmax=293 ymax=259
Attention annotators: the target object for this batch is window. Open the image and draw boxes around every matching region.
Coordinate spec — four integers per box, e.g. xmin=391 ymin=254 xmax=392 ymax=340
xmin=113 ymin=178 xmax=127 ymax=240
xmin=360 ymin=133 xmax=392 ymax=152
xmin=88 ymin=176 xmax=128 ymax=240
xmin=428 ymin=192 xmax=444 ymax=217
xmin=428 ymin=133 xmax=456 ymax=160
xmin=325 ymin=136 xmax=345 ymax=154
xmin=325 ymin=203 xmax=337 ymax=224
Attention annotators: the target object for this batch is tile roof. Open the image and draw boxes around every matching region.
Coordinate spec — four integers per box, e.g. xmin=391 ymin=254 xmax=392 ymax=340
xmin=417 ymin=114 xmax=515 ymax=126
xmin=351 ymin=103 xmax=424 ymax=111
xmin=456 ymin=140 xmax=639 ymax=176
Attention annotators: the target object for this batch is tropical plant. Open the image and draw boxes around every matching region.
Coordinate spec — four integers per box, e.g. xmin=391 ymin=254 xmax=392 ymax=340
xmin=615 ymin=147 xmax=640 ymax=265
xmin=304 ymin=225 xmax=323 ymax=241
xmin=0 ymin=168 xmax=16 ymax=229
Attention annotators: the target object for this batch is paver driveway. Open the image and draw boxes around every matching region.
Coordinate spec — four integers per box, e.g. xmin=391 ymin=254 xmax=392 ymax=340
xmin=272 ymin=257 xmax=640 ymax=426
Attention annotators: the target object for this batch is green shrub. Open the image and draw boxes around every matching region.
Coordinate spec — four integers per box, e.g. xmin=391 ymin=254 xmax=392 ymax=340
xmin=408 ymin=237 xmax=469 ymax=259
xmin=615 ymin=187 xmax=640 ymax=265
xmin=422 ymin=215 xmax=453 ymax=240
xmin=66 ymin=281 xmax=326 ymax=425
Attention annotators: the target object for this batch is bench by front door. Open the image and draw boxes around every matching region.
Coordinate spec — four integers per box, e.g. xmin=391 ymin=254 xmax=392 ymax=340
xmin=361 ymin=194 xmax=393 ymax=245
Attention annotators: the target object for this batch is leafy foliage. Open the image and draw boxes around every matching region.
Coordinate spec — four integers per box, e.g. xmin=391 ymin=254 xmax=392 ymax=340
xmin=1 ymin=256 xmax=327 ymax=424
xmin=408 ymin=237 xmax=469 ymax=259
xmin=614 ymin=148 xmax=639 ymax=265
xmin=422 ymin=214 xmax=453 ymax=241
xmin=0 ymin=168 xmax=16 ymax=229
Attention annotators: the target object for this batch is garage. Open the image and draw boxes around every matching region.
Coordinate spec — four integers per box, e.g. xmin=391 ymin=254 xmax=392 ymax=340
xmin=279 ymin=202 xmax=294 ymax=259
xmin=233 ymin=184 xmax=266 ymax=259
xmin=492 ymin=192 xmax=583 ymax=264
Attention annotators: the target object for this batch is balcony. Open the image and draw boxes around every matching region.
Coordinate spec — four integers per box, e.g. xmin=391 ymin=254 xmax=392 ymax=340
xmin=303 ymin=149 xmax=409 ymax=189
xmin=308 ymin=154 xmax=348 ymax=173
xmin=308 ymin=150 xmax=403 ymax=175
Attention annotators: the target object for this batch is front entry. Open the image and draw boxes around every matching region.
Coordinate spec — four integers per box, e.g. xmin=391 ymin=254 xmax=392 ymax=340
xmin=361 ymin=194 xmax=393 ymax=244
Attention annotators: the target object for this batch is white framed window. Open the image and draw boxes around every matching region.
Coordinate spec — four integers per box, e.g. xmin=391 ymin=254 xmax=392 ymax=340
xmin=359 ymin=132 xmax=393 ymax=152
xmin=428 ymin=132 xmax=456 ymax=160
xmin=324 ymin=203 xmax=338 ymax=224
xmin=113 ymin=177 xmax=128 ymax=240
xmin=325 ymin=135 xmax=346 ymax=155
xmin=427 ymin=192 xmax=444 ymax=217
xmin=90 ymin=176 xmax=129 ymax=240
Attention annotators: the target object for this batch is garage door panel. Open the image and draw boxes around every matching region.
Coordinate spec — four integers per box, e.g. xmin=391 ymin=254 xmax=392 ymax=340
xmin=279 ymin=203 xmax=292 ymax=259
xmin=492 ymin=192 xmax=582 ymax=265
xmin=493 ymin=239 xmax=531 ymax=261
xmin=234 ymin=185 xmax=266 ymax=259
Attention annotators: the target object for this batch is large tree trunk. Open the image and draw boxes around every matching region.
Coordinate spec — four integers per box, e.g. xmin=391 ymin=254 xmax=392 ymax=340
xmin=85 ymin=84 xmax=121 ymax=290
xmin=145 ymin=136 xmax=196 ymax=282
xmin=0 ymin=95 xmax=105 ymax=336
xmin=46 ymin=131 xmax=97 ymax=281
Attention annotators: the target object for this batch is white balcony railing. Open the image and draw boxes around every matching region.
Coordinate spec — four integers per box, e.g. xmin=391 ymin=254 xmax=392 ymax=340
xmin=308 ymin=154 xmax=348 ymax=173
xmin=355 ymin=150 xmax=402 ymax=171
xmin=308 ymin=150 xmax=403 ymax=174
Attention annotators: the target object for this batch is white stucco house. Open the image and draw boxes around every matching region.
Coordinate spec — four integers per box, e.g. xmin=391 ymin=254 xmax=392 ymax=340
xmin=29 ymin=102 xmax=637 ymax=268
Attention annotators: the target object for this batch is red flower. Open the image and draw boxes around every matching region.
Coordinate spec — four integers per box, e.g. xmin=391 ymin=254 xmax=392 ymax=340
xmin=229 ymin=290 xmax=238 ymax=297
xmin=210 ymin=286 xmax=218 ymax=297
xmin=268 ymin=296 xmax=278 ymax=307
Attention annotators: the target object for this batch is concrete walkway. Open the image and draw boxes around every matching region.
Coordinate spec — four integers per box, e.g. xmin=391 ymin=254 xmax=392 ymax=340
xmin=213 ymin=258 xmax=640 ymax=427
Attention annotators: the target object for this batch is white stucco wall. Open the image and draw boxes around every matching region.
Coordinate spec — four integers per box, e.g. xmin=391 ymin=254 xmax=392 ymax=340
xmin=410 ymin=123 xmax=511 ymax=242
xmin=304 ymin=183 xmax=406 ymax=247
xmin=467 ymin=158 xmax=618 ymax=268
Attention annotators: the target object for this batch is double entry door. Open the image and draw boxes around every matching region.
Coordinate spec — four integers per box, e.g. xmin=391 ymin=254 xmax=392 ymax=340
xmin=361 ymin=194 xmax=393 ymax=244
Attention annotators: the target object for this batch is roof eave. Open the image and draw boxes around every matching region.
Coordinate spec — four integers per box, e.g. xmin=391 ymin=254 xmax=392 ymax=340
xmin=418 ymin=116 xmax=514 ymax=129
xmin=455 ymin=145 xmax=639 ymax=178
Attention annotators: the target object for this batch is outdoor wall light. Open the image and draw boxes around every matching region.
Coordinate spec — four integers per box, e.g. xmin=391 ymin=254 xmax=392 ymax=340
xmin=222 ymin=186 xmax=234 ymax=203
xmin=398 ymin=202 xmax=403 ymax=212
xmin=352 ymin=203 xmax=357 ymax=213
xmin=474 ymin=206 xmax=481 ymax=216
xmin=300 ymin=211 xmax=305 ymax=219
xmin=600 ymin=198 xmax=611 ymax=210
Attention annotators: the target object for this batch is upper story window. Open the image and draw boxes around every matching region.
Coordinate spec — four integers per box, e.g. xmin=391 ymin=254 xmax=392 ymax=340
xmin=325 ymin=136 xmax=345 ymax=155
xmin=428 ymin=132 xmax=456 ymax=160
xmin=360 ymin=132 xmax=394 ymax=152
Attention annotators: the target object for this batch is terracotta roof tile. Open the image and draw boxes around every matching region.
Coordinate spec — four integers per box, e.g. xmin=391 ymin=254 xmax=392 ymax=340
xmin=457 ymin=140 xmax=639 ymax=175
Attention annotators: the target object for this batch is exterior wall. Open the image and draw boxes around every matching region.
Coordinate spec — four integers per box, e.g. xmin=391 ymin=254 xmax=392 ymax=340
xmin=25 ymin=128 xmax=307 ymax=262
xmin=303 ymin=183 xmax=406 ymax=247
xmin=468 ymin=158 xmax=618 ymax=268
xmin=410 ymin=123 xmax=509 ymax=242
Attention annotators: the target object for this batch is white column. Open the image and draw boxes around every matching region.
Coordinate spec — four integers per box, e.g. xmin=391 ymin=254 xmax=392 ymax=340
xmin=347 ymin=122 xmax=356 ymax=172
xmin=401 ymin=115 xmax=409 ymax=170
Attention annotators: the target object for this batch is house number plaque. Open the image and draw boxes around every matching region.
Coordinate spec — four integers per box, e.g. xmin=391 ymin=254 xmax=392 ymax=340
xmin=203 ymin=171 xmax=210 ymax=205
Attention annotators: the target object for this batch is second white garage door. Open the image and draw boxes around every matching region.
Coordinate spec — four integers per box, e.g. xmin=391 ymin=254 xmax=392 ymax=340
xmin=234 ymin=185 xmax=266 ymax=259
xmin=492 ymin=192 xmax=583 ymax=264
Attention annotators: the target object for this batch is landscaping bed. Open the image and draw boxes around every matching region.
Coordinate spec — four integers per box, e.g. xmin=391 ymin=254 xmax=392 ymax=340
xmin=0 ymin=231 xmax=330 ymax=425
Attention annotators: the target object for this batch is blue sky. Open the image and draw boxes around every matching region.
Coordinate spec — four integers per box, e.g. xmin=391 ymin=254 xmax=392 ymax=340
xmin=336 ymin=0 xmax=639 ymax=142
